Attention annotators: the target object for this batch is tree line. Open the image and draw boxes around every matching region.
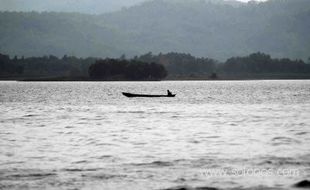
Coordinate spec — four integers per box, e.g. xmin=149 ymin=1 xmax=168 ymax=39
xmin=0 ymin=53 xmax=95 ymax=78
xmin=134 ymin=52 xmax=310 ymax=78
xmin=89 ymin=59 xmax=167 ymax=80
xmin=0 ymin=53 xmax=23 ymax=76
xmin=223 ymin=52 xmax=310 ymax=74
xmin=1 ymin=52 xmax=310 ymax=80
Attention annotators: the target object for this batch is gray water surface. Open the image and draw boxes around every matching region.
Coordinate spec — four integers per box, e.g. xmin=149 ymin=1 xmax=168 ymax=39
xmin=0 ymin=80 xmax=309 ymax=190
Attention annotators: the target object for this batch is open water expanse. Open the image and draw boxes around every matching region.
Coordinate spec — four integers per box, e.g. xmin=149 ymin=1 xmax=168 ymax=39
xmin=0 ymin=80 xmax=309 ymax=190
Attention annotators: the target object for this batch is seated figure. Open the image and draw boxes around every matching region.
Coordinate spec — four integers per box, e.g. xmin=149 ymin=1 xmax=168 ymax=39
xmin=167 ymin=90 xmax=172 ymax=96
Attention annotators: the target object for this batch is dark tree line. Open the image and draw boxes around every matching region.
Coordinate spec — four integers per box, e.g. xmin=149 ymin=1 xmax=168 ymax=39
xmin=0 ymin=53 xmax=96 ymax=78
xmin=0 ymin=53 xmax=23 ymax=76
xmin=1 ymin=52 xmax=310 ymax=80
xmin=134 ymin=52 xmax=310 ymax=77
xmin=88 ymin=59 xmax=167 ymax=80
xmin=134 ymin=52 xmax=218 ymax=76
xmin=222 ymin=52 xmax=310 ymax=74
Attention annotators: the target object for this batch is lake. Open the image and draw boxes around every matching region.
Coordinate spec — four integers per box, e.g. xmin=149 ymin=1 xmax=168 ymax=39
xmin=0 ymin=80 xmax=309 ymax=190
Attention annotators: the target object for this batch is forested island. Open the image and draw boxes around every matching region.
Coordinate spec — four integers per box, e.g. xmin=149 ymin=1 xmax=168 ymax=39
xmin=1 ymin=52 xmax=310 ymax=81
xmin=88 ymin=59 xmax=167 ymax=80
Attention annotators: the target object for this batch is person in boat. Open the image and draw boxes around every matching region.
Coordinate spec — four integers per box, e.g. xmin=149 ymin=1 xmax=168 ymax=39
xmin=167 ymin=90 xmax=173 ymax=96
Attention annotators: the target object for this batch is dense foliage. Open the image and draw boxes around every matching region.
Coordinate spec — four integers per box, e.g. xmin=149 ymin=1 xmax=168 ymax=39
xmin=0 ymin=0 xmax=309 ymax=60
xmin=0 ymin=53 xmax=95 ymax=78
xmin=1 ymin=52 xmax=309 ymax=80
xmin=0 ymin=53 xmax=23 ymax=76
xmin=133 ymin=52 xmax=310 ymax=78
xmin=88 ymin=59 xmax=167 ymax=80
xmin=223 ymin=52 xmax=310 ymax=74
xmin=134 ymin=52 xmax=218 ymax=76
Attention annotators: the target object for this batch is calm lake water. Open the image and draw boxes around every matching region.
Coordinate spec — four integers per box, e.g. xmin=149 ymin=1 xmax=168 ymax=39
xmin=0 ymin=80 xmax=309 ymax=190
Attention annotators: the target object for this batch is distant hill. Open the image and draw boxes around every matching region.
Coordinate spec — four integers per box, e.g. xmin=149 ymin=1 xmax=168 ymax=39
xmin=0 ymin=0 xmax=146 ymax=14
xmin=0 ymin=0 xmax=246 ymax=14
xmin=0 ymin=0 xmax=309 ymax=60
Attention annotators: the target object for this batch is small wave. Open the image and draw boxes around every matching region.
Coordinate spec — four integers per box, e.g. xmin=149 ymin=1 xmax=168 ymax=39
xmin=0 ymin=161 xmax=24 ymax=166
xmin=77 ymin=122 xmax=88 ymax=125
xmin=234 ymin=186 xmax=284 ymax=190
xmin=189 ymin=140 xmax=200 ymax=144
xmin=64 ymin=168 xmax=98 ymax=172
xmin=23 ymin=114 xmax=39 ymax=117
xmin=295 ymin=132 xmax=308 ymax=136
xmin=116 ymin=111 xmax=145 ymax=114
xmin=162 ymin=184 xmax=286 ymax=190
xmin=271 ymin=136 xmax=301 ymax=145
xmin=257 ymin=156 xmax=310 ymax=166
xmin=132 ymin=161 xmax=174 ymax=167
xmin=72 ymin=160 xmax=89 ymax=164
xmin=160 ymin=186 xmax=219 ymax=190
xmin=156 ymin=111 xmax=176 ymax=114
xmin=2 ymin=173 xmax=56 ymax=180
xmin=81 ymin=173 xmax=127 ymax=180
xmin=204 ymin=136 xmax=220 ymax=139
xmin=96 ymin=155 xmax=113 ymax=159
xmin=94 ymin=142 xmax=120 ymax=147
xmin=27 ymin=156 xmax=45 ymax=159
xmin=35 ymin=124 xmax=46 ymax=128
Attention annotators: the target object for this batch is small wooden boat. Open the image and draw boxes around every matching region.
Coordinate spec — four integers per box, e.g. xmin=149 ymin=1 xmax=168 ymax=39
xmin=122 ymin=92 xmax=176 ymax=98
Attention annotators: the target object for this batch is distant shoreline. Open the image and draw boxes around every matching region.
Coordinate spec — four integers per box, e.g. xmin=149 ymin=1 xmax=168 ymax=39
xmin=1 ymin=75 xmax=310 ymax=82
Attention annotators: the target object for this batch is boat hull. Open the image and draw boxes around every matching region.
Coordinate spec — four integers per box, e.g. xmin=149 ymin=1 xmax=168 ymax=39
xmin=122 ymin=92 xmax=175 ymax=98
